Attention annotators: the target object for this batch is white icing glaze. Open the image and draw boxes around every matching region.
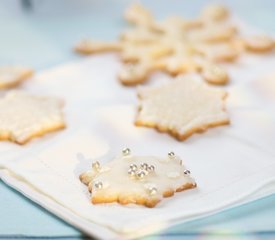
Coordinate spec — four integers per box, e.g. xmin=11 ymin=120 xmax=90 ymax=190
xmin=0 ymin=91 xmax=64 ymax=143
xmin=81 ymin=154 xmax=196 ymax=200
xmin=167 ymin=171 xmax=180 ymax=178
xmin=136 ymin=75 xmax=229 ymax=137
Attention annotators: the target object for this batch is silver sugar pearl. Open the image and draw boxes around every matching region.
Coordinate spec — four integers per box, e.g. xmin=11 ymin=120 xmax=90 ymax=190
xmin=94 ymin=181 xmax=103 ymax=189
xmin=168 ymin=151 xmax=175 ymax=158
xmin=92 ymin=161 xmax=100 ymax=170
xmin=129 ymin=164 xmax=138 ymax=171
xmin=122 ymin=148 xmax=131 ymax=156
xmin=128 ymin=169 xmax=136 ymax=177
xmin=147 ymin=165 xmax=155 ymax=172
xmin=140 ymin=163 xmax=148 ymax=170
xmin=184 ymin=169 xmax=191 ymax=175
xmin=148 ymin=187 xmax=158 ymax=195
xmin=136 ymin=170 xmax=146 ymax=179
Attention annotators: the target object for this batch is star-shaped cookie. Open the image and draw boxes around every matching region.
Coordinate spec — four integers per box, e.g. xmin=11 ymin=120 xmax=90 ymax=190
xmin=75 ymin=3 xmax=274 ymax=86
xmin=135 ymin=75 xmax=230 ymax=140
xmin=0 ymin=91 xmax=65 ymax=144
xmin=80 ymin=149 xmax=196 ymax=208
xmin=0 ymin=66 xmax=33 ymax=89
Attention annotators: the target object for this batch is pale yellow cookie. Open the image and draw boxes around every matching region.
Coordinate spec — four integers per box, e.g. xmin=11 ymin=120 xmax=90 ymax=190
xmin=201 ymin=4 xmax=229 ymax=22
xmin=80 ymin=149 xmax=196 ymax=208
xmin=135 ymin=75 xmax=229 ymax=140
xmin=0 ymin=91 xmax=65 ymax=144
xmin=0 ymin=66 xmax=33 ymax=89
xmin=124 ymin=3 xmax=154 ymax=26
xmin=74 ymin=4 xmax=274 ymax=88
xmin=242 ymin=35 xmax=274 ymax=53
xmin=75 ymin=40 xmax=122 ymax=54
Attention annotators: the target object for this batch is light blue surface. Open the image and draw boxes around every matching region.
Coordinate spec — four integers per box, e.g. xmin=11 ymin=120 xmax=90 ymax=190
xmin=0 ymin=0 xmax=275 ymax=239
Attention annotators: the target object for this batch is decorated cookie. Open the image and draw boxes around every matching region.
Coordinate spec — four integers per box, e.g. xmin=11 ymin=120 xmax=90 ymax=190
xmin=74 ymin=3 xmax=275 ymax=86
xmin=0 ymin=91 xmax=65 ymax=144
xmin=135 ymin=75 xmax=230 ymax=140
xmin=80 ymin=148 xmax=196 ymax=208
xmin=0 ymin=66 xmax=33 ymax=89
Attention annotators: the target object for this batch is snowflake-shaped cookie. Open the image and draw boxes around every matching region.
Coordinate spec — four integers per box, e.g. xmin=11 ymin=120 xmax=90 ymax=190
xmin=80 ymin=149 xmax=196 ymax=208
xmin=0 ymin=91 xmax=65 ymax=144
xmin=135 ymin=75 xmax=229 ymax=140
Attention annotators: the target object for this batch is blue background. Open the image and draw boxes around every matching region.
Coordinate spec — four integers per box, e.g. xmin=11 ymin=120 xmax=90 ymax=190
xmin=0 ymin=0 xmax=275 ymax=239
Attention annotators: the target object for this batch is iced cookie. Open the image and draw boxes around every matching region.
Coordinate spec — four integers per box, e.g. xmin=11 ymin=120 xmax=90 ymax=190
xmin=0 ymin=66 xmax=33 ymax=89
xmin=80 ymin=148 xmax=196 ymax=208
xmin=75 ymin=3 xmax=274 ymax=87
xmin=0 ymin=91 xmax=65 ymax=144
xmin=135 ymin=75 xmax=229 ymax=140
xmin=75 ymin=40 xmax=122 ymax=54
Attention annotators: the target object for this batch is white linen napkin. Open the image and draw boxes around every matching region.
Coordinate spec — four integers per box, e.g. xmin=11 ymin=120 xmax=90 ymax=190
xmin=0 ymin=52 xmax=275 ymax=239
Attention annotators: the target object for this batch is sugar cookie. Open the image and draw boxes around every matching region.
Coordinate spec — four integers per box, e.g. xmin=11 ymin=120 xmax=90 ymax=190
xmin=75 ymin=3 xmax=274 ymax=86
xmin=135 ymin=75 xmax=229 ymax=140
xmin=80 ymin=149 xmax=196 ymax=208
xmin=0 ymin=91 xmax=65 ymax=144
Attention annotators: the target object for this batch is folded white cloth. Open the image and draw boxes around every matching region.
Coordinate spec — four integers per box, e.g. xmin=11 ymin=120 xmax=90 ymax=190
xmin=0 ymin=53 xmax=275 ymax=239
